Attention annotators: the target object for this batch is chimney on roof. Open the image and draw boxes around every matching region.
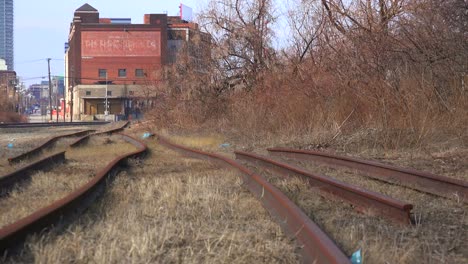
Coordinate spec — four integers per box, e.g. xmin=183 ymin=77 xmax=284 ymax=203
xmin=144 ymin=14 xmax=167 ymax=26
xmin=74 ymin=3 xmax=99 ymax=23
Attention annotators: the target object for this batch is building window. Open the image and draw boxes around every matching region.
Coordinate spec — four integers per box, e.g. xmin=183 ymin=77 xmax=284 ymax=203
xmin=135 ymin=69 xmax=145 ymax=77
xmin=98 ymin=69 xmax=107 ymax=78
xmin=107 ymin=91 xmax=112 ymax=96
xmin=118 ymin=69 xmax=127 ymax=77
xmin=86 ymin=91 xmax=91 ymax=96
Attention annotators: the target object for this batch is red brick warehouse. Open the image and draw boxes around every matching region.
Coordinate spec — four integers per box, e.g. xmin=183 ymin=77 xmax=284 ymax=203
xmin=65 ymin=3 xmax=209 ymax=121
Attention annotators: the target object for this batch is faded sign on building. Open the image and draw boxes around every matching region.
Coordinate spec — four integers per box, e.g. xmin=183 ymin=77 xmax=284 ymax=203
xmin=81 ymin=31 xmax=161 ymax=57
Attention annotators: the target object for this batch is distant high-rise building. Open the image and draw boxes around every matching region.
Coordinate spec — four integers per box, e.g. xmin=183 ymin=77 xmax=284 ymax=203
xmin=0 ymin=0 xmax=14 ymax=70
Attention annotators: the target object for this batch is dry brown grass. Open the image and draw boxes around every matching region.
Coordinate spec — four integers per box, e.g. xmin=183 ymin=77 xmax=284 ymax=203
xmin=148 ymin=47 xmax=467 ymax=153
xmin=0 ymin=131 xmax=51 ymax=175
xmin=0 ymin=164 xmax=95 ymax=228
xmin=4 ymin=139 xmax=300 ymax=263
xmin=65 ymin=135 xmax=138 ymax=164
xmin=245 ymin=152 xmax=467 ymax=263
xmin=0 ymin=135 xmax=137 ymax=229
xmin=156 ymin=111 xmax=465 ymax=263
xmin=0 ymin=125 xmax=109 ymax=175
xmin=137 ymin=111 xmax=467 ymax=263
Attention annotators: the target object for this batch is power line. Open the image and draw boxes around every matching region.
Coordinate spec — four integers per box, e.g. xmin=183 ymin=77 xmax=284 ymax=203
xmin=15 ymin=59 xmax=45 ymax=65
xmin=15 ymin=58 xmax=64 ymax=65
xmin=20 ymin=76 xmax=47 ymax=81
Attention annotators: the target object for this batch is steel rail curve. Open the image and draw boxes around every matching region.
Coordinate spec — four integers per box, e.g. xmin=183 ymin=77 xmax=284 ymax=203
xmin=268 ymin=148 xmax=468 ymax=203
xmin=0 ymin=133 xmax=147 ymax=255
xmin=8 ymin=130 xmax=95 ymax=164
xmin=235 ymin=151 xmax=413 ymax=225
xmin=1 ymin=152 xmax=66 ymax=196
xmin=157 ymin=135 xmax=350 ymax=264
xmin=69 ymin=121 xmax=129 ymax=147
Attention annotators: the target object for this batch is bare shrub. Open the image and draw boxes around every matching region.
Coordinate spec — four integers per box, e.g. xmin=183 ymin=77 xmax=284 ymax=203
xmin=0 ymin=112 xmax=27 ymax=123
xmin=143 ymin=0 xmax=467 ymax=150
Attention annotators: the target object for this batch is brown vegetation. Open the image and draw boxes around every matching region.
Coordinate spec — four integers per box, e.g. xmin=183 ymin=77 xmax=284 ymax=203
xmin=5 ymin=140 xmax=299 ymax=263
xmin=0 ymin=112 xmax=27 ymax=123
xmin=269 ymin=156 xmax=467 ymax=263
xmin=0 ymin=136 xmax=137 ymax=228
xmin=135 ymin=1 xmax=467 ymax=262
xmin=143 ymin=0 xmax=466 ymax=151
xmin=258 ymin=166 xmax=466 ymax=263
xmin=2 ymin=1 xmax=466 ymax=262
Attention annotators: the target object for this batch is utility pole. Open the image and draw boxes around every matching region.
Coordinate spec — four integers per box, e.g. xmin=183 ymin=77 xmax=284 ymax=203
xmin=105 ymin=71 xmax=109 ymax=120
xmin=47 ymin=58 xmax=52 ymax=121
xmin=55 ymin=77 xmax=59 ymax=122
xmin=70 ymin=67 xmax=74 ymax=122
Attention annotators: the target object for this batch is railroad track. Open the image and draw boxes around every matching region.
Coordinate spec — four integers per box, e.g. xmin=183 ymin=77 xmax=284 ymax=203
xmin=0 ymin=121 xmax=110 ymax=129
xmin=267 ymin=148 xmax=468 ymax=203
xmin=157 ymin=135 xmax=351 ymax=264
xmin=0 ymin=124 xmax=145 ymax=255
xmin=235 ymin=151 xmax=413 ymax=224
xmin=5 ymin=121 xmax=128 ymax=164
xmin=155 ymin=135 xmax=467 ymax=263
xmin=1 ymin=129 xmax=465 ymax=263
xmin=1 ymin=152 xmax=66 ymax=196
xmin=69 ymin=121 xmax=129 ymax=147
xmin=7 ymin=130 xmax=94 ymax=164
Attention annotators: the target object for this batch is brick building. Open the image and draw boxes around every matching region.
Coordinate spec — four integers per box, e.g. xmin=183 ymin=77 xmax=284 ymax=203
xmin=0 ymin=69 xmax=17 ymax=112
xmin=65 ymin=3 xmax=209 ymax=121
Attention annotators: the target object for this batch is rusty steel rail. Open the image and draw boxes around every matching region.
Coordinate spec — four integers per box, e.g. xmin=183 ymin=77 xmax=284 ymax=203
xmin=1 ymin=152 xmax=66 ymax=196
xmin=8 ymin=130 xmax=95 ymax=164
xmin=0 ymin=121 xmax=109 ymax=129
xmin=268 ymin=148 xmax=468 ymax=203
xmin=235 ymin=151 xmax=413 ymax=225
xmin=157 ymin=135 xmax=350 ymax=264
xmin=0 ymin=133 xmax=147 ymax=255
xmin=70 ymin=121 xmax=129 ymax=147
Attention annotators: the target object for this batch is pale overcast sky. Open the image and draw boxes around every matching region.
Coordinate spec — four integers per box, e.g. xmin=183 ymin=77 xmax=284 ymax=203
xmin=14 ymin=1 xmax=203 ymax=86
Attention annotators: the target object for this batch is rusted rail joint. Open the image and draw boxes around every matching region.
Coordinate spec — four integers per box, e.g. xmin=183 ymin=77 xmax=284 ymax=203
xmin=235 ymin=151 xmax=413 ymax=225
xmin=157 ymin=135 xmax=350 ymax=264
xmin=0 ymin=133 xmax=147 ymax=255
xmin=8 ymin=130 xmax=95 ymax=164
xmin=268 ymin=148 xmax=468 ymax=203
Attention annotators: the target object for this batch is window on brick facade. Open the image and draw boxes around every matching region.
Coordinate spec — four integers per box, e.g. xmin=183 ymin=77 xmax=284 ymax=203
xmin=98 ymin=69 xmax=107 ymax=78
xmin=107 ymin=91 xmax=112 ymax=96
xmin=118 ymin=69 xmax=127 ymax=77
xmin=135 ymin=69 xmax=145 ymax=77
xmin=86 ymin=91 xmax=91 ymax=96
